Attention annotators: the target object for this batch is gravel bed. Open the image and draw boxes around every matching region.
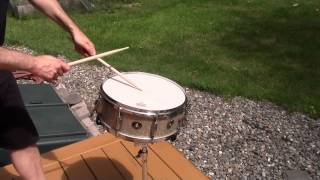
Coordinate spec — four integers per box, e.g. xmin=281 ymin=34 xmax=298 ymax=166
xmin=63 ymin=63 xmax=320 ymax=180
xmin=8 ymin=46 xmax=320 ymax=179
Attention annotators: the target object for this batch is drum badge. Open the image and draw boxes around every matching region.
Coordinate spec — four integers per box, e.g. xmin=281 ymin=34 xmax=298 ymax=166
xmin=136 ymin=102 xmax=147 ymax=107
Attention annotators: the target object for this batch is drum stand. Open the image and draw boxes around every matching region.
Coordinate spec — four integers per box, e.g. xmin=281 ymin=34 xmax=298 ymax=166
xmin=136 ymin=144 xmax=148 ymax=180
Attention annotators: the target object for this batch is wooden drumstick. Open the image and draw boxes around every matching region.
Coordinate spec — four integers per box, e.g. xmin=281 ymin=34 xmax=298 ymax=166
xmin=68 ymin=47 xmax=129 ymax=66
xmin=97 ymin=58 xmax=143 ymax=91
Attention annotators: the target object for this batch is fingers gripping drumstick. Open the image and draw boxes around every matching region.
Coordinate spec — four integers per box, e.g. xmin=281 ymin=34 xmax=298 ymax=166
xmin=69 ymin=47 xmax=142 ymax=91
xmin=21 ymin=47 xmax=138 ymax=89
xmin=68 ymin=47 xmax=129 ymax=66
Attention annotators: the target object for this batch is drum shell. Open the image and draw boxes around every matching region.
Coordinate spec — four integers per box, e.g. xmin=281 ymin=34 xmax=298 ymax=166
xmin=96 ymin=93 xmax=186 ymax=143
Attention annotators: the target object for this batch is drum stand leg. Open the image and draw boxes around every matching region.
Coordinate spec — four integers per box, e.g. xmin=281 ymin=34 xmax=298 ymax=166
xmin=137 ymin=144 xmax=148 ymax=180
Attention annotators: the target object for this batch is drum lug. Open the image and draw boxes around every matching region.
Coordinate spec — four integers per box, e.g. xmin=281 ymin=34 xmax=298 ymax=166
xmin=150 ymin=114 xmax=159 ymax=143
xmin=92 ymin=98 xmax=103 ymax=116
xmin=168 ymin=133 xmax=177 ymax=141
xmin=116 ymin=107 xmax=123 ymax=133
xmin=95 ymin=114 xmax=103 ymax=125
xmin=167 ymin=119 xmax=174 ymax=129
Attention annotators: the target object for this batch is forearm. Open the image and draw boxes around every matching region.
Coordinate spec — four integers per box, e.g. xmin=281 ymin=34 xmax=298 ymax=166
xmin=28 ymin=0 xmax=80 ymax=35
xmin=29 ymin=0 xmax=96 ymax=56
xmin=0 ymin=47 xmax=34 ymax=71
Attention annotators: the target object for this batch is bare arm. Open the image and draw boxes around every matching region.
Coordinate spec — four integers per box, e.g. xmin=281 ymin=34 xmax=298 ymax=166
xmin=29 ymin=0 xmax=96 ymax=56
xmin=0 ymin=0 xmax=94 ymax=81
xmin=29 ymin=0 xmax=79 ymax=35
xmin=0 ymin=47 xmax=69 ymax=82
xmin=0 ymin=47 xmax=34 ymax=71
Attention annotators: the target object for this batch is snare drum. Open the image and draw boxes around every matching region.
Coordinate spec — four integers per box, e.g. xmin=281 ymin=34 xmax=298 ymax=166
xmin=95 ymin=72 xmax=187 ymax=143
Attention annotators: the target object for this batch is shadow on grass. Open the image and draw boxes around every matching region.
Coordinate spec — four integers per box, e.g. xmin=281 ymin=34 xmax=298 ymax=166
xmin=216 ymin=2 xmax=320 ymax=117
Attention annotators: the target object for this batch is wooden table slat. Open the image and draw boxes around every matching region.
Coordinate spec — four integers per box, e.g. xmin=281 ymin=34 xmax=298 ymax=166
xmin=41 ymin=134 xmax=119 ymax=163
xmin=61 ymin=156 xmax=96 ymax=180
xmin=82 ymin=148 xmax=125 ymax=180
xmin=102 ymin=141 xmax=152 ymax=180
xmin=0 ymin=134 xmax=208 ymax=180
xmin=150 ymin=142 xmax=209 ymax=180
xmin=0 ymin=165 xmax=18 ymax=180
xmin=43 ymin=163 xmax=68 ymax=180
xmin=122 ymin=141 xmax=181 ymax=180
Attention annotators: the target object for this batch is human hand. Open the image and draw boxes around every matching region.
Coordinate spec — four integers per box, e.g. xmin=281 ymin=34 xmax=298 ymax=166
xmin=29 ymin=55 xmax=70 ymax=83
xmin=71 ymin=29 xmax=96 ymax=56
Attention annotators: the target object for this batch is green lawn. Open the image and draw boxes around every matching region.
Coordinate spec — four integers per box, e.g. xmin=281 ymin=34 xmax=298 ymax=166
xmin=5 ymin=0 xmax=320 ymax=118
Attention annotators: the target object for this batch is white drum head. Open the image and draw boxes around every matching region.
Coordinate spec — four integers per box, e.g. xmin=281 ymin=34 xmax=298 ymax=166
xmin=102 ymin=72 xmax=186 ymax=111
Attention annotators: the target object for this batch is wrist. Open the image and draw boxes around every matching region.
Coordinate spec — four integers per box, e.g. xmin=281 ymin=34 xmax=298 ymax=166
xmin=25 ymin=56 xmax=38 ymax=73
xmin=69 ymin=26 xmax=82 ymax=38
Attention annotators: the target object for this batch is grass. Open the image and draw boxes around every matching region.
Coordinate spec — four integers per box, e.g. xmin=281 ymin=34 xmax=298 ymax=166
xmin=5 ymin=0 xmax=320 ymax=118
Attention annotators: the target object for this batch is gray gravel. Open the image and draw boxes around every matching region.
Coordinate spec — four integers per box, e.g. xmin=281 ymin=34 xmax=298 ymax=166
xmin=173 ymin=90 xmax=320 ymax=179
xmin=63 ymin=63 xmax=320 ymax=180
xmin=9 ymin=46 xmax=320 ymax=179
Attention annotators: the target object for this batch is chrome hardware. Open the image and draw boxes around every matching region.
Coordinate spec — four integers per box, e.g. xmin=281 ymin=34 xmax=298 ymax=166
xmin=150 ymin=114 xmax=159 ymax=142
xmin=132 ymin=122 xmax=142 ymax=129
xmin=167 ymin=120 xmax=174 ymax=129
xmin=116 ymin=107 xmax=123 ymax=131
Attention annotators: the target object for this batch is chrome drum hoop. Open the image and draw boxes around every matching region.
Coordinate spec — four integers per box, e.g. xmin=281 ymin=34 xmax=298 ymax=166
xmin=97 ymin=72 xmax=187 ymax=143
xmin=99 ymin=89 xmax=187 ymax=118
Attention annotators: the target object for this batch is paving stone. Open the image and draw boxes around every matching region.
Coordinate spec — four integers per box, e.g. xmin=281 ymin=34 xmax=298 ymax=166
xmin=53 ymin=83 xmax=69 ymax=100
xmin=71 ymin=101 xmax=90 ymax=120
xmin=81 ymin=117 xmax=100 ymax=136
xmin=64 ymin=93 xmax=82 ymax=105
